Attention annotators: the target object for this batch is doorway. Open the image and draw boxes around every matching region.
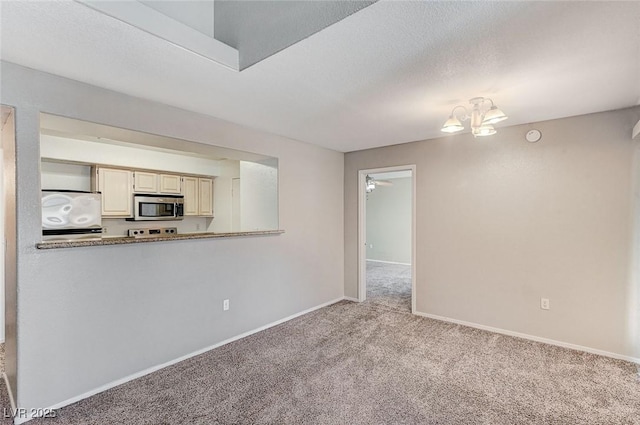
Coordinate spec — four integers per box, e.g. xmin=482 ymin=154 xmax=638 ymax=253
xmin=358 ymin=165 xmax=416 ymax=313
xmin=0 ymin=107 xmax=12 ymax=345
xmin=1 ymin=105 xmax=16 ymax=379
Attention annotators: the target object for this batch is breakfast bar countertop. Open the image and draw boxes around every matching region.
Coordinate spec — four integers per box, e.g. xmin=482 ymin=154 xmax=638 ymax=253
xmin=36 ymin=229 xmax=285 ymax=249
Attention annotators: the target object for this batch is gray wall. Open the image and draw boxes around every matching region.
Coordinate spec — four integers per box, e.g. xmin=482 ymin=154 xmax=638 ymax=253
xmin=1 ymin=62 xmax=345 ymax=411
xmin=366 ymin=177 xmax=411 ymax=264
xmin=345 ymin=107 xmax=640 ymax=360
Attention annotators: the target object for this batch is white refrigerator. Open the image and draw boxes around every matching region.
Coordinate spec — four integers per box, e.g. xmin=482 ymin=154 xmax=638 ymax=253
xmin=41 ymin=190 xmax=102 ymax=240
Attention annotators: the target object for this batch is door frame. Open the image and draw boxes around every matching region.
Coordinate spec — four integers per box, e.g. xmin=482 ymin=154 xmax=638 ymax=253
xmin=358 ymin=164 xmax=416 ymax=313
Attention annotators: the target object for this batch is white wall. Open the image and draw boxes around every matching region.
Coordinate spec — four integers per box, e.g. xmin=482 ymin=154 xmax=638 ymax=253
xmin=366 ymin=176 xmax=411 ymax=264
xmin=41 ymin=161 xmax=92 ymax=191
xmin=240 ymin=159 xmax=278 ymax=231
xmin=41 ymin=134 xmax=222 ymax=176
xmin=1 ymin=61 xmax=344 ymax=413
xmin=210 ymin=159 xmax=240 ymax=233
xmin=346 ymin=107 xmax=640 ymax=361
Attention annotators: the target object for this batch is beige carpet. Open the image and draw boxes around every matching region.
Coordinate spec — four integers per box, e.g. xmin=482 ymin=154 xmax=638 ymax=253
xmin=365 ymin=260 xmax=411 ymax=312
xmin=20 ymin=300 xmax=640 ymax=424
xmin=0 ymin=343 xmax=13 ymax=425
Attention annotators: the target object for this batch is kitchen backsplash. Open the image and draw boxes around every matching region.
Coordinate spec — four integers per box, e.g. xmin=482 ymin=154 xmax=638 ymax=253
xmin=102 ymin=216 xmax=212 ymax=237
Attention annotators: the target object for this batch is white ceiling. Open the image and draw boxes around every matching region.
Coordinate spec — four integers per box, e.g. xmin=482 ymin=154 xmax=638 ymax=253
xmin=1 ymin=1 xmax=639 ymax=152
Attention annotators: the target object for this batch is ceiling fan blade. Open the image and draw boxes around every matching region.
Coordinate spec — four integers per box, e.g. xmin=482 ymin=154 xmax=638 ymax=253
xmin=375 ymin=180 xmax=393 ymax=186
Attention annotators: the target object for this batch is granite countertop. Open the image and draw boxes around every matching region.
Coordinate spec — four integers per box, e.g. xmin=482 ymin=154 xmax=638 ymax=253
xmin=36 ymin=230 xmax=285 ymax=249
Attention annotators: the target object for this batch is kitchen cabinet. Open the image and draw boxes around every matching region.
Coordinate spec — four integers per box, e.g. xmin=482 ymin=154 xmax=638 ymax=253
xmin=182 ymin=176 xmax=199 ymax=216
xmin=133 ymin=171 xmax=158 ymax=193
xmin=94 ymin=167 xmax=133 ymax=217
xmin=159 ymin=174 xmax=181 ymax=194
xmin=198 ymin=178 xmax=213 ymax=216
xmin=133 ymin=172 xmax=181 ymax=195
xmin=182 ymin=176 xmax=213 ymax=216
xmin=93 ymin=166 xmax=212 ymax=218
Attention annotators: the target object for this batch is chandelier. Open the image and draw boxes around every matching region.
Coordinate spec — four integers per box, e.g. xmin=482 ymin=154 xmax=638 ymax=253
xmin=441 ymin=97 xmax=508 ymax=137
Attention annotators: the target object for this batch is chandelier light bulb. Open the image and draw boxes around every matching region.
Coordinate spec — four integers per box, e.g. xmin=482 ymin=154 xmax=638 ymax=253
xmin=472 ymin=125 xmax=497 ymax=137
xmin=441 ymin=116 xmax=465 ymax=133
xmin=482 ymin=105 xmax=508 ymax=125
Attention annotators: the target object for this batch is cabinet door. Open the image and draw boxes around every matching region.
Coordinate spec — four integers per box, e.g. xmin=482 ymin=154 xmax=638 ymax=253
xmin=134 ymin=171 xmax=158 ymax=193
xmin=159 ymin=174 xmax=181 ymax=194
xmin=97 ymin=168 xmax=133 ymax=216
xmin=182 ymin=176 xmax=199 ymax=216
xmin=198 ymin=178 xmax=213 ymax=216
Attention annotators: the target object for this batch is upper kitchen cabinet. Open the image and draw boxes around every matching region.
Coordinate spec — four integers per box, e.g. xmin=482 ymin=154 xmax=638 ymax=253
xmin=134 ymin=172 xmax=183 ymax=195
xmin=159 ymin=174 xmax=181 ymax=194
xmin=198 ymin=178 xmax=213 ymax=216
xmin=182 ymin=176 xmax=198 ymax=216
xmin=133 ymin=171 xmax=158 ymax=193
xmin=182 ymin=176 xmax=213 ymax=216
xmin=94 ymin=167 xmax=133 ymax=217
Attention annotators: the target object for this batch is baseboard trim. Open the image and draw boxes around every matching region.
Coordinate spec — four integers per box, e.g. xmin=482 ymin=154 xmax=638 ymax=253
xmin=21 ymin=296 xmax=347 ymax=424
xmin=366 ymin=259 xmax=411 ymax=266
xmin=414 ymin=311 xmax=640 ymax=364
xmin=343 ymin=296 xmax=360 ymax=302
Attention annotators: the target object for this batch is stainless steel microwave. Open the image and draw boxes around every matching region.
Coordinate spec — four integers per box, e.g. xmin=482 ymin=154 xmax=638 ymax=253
xmin=128 ymin=194 xmax=184 ymax=221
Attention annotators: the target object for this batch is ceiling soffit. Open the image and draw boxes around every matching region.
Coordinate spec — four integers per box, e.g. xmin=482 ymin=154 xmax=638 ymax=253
xmin=214 ymin=0 xmax=376 ymax=70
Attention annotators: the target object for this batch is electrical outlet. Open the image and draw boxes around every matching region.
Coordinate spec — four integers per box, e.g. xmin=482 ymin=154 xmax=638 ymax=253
xmin=102 ymin=227 xmax=107 ymax=234
xmin=540 ymin=298 xmax=550 ymax=310
xmin=196 ymin=224 xmax=201 ymax=231
xmin=223 ymin=299 xmax=229 ymax=311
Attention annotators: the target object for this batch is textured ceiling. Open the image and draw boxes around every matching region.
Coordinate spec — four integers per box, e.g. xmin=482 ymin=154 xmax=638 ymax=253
xmin=1 ymin=1 xmax=639 ymax=152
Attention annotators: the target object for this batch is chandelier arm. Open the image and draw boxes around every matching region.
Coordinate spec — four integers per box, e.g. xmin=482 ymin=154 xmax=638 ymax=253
xmin=450 ymin=105 xmax=469 ymax=121
xmin=484 ymin=98 xmax=495 ymax=111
